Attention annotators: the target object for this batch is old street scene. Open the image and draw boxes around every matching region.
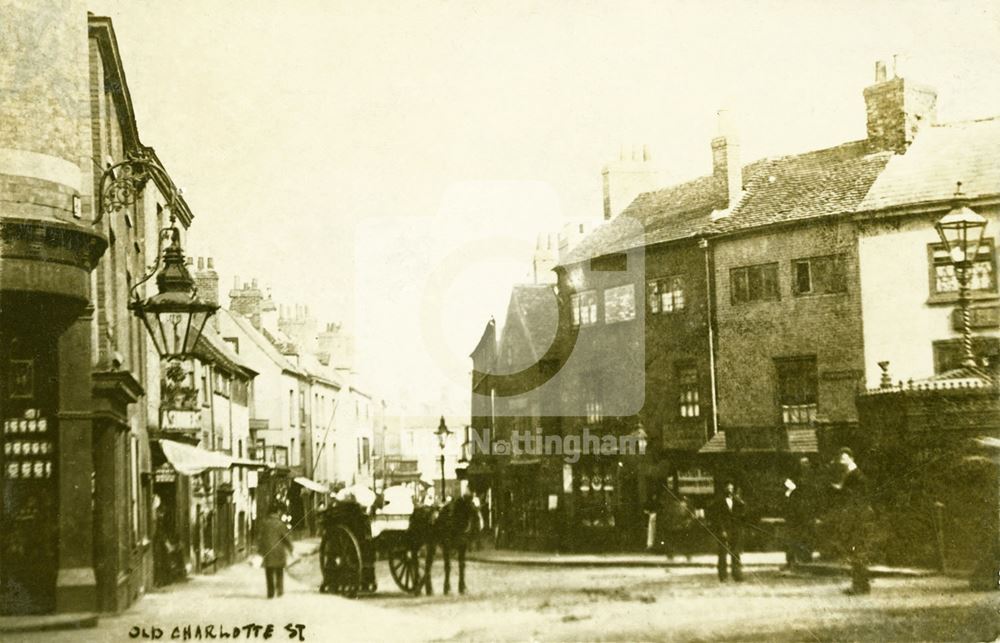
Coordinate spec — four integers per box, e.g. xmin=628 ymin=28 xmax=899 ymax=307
xmin=2 ymin=1 xmax=1000 ymax=641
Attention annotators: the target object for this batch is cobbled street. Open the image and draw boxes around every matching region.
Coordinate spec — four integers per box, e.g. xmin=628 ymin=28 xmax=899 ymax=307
xmin=286 ymin=554 xmax=1000 ymax=641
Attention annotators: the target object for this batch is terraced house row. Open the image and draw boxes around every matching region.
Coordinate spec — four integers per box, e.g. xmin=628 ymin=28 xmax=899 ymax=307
xmin=468 ymin=61 xmax=1000 ymax=565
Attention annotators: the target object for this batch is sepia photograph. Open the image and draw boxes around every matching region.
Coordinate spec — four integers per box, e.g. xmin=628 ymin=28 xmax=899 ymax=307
xmin=1 ymin=0 xmax=999 ymax=640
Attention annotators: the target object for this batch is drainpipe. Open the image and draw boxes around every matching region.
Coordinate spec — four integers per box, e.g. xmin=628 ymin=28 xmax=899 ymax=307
xmin=700 ymin=237 xmax=720 ymax=439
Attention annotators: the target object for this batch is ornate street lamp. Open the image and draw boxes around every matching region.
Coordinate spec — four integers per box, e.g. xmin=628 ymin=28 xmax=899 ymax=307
xmin=935 ymin=182 xmax=989 ymax=369
xmin=435 ymin=416 xmax=452 ymax=502
xmin=98 ymin=151 xmax=218 ymax=361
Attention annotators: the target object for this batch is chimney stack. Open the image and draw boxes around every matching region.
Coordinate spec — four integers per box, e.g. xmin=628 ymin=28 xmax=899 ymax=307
xmin=864 ymin=56 xmax=936 ymax=154
xmin=601 ymin=143 xmax=668 ymax=220
xmin=711 ymin=109 xmax=742 ymax=209
xmin=229 ymin=277 xmax=263 ymax=329
xmin=193 ymin=256 xmax=219 ymax=307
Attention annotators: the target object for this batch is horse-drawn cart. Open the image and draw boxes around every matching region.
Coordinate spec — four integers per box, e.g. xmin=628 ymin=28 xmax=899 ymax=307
xmin=318 ymin=498 xmax=432 ymax=598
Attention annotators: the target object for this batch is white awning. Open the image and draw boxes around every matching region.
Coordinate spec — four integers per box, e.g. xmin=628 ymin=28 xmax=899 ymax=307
xmin=159 ymin=439 xmax=235 ymax=476
xmin=293 ymin=476 xmax=329 ymax=493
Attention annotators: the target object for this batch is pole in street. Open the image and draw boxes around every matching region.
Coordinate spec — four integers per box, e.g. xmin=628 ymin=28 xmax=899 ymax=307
xmin=436 ymin=416 xmax=451 ymax=502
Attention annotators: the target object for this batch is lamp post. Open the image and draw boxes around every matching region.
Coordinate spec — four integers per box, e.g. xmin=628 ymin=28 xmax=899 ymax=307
xmin=935 ymin=182 xmax=989 ymax=369
xmin=435 ymin=416 xmax=451 ymax=503
xmin=98 ymin=150 xmax=219 ymax=362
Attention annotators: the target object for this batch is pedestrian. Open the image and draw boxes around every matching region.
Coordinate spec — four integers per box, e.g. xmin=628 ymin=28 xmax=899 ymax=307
xmin=661 ymin=492 xmax=694 ymax=561
xmin=709 ymin=481 xmax=746 ymax=582
xmin=643 ymin=489 xmax=659 ymax=552
xmin=257 ymin=507 xmax=294 ymax=599
xmin=831 ymin=447 xmax=874 ymax=595
xmin=783 ymin=457 xmax=815 ymax=570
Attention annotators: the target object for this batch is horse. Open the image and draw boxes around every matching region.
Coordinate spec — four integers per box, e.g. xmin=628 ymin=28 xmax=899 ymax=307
xmin=409 ymin=493 xmax=480 ymax=595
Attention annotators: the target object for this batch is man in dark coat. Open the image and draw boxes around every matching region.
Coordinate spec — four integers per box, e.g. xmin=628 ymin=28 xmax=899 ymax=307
xmin=783 ymin=457 xmax=816 ymax=569
xmin=257 ymin=509 xmax=294 ymax=598
xmin=832 ymin=447 xmax=874 ymax=595
xmin=709 ymin=481 xmax=746 ymax=582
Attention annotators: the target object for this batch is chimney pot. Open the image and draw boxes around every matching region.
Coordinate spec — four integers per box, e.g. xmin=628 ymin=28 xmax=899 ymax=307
xmin=197 ymin=257 xmax=204 ymax=270
xmin=207 ymin=257 xmax=214 ymax=269
xmin=874 ymin=60 xmax=887 ymax=83
xmin=642 ymin=144 xmax=650 ymax=162
xmin=251 ymin=278 xmax=258 ymax=288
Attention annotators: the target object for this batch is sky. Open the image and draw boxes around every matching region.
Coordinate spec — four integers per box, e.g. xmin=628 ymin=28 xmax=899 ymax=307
xmin=86 ymin=0 xmax=1000 ymax=417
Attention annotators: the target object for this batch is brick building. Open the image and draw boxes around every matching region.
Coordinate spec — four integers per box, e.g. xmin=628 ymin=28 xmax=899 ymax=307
xmin=0 ymin=1 xmax=211 ymax=614
xmin=473 ymin=60 xmax=999 ymax=552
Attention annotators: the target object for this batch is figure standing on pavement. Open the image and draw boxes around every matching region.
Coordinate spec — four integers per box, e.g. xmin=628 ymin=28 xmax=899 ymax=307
xmin=709 ymin=481 xmax=746 ymax=582
xmin=661 ymin=492 xmax=694 ymax=561
xmin=258 ymin=508 xmax=294 ymax=599
xmin=643 ymin=489 xmax=659 ymax=552
xmin=783 ymin=457 xmax=816 ymax=569
xmin=831 ymin=447 xmax=874 ymax=595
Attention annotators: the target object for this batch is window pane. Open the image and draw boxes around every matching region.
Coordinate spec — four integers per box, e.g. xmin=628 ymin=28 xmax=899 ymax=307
xmin=794 ymin=261 xmax=812 ymax=294
xmin=731 ymin=268 xmax=748 ymax=303
xmin=604 ymin=284 xmax=636 ymax=323
xmin=748 ymin=265 xmax=764 ymax=300
xmin=762 ymin=264 xmax=779 ymax=299
xmin=935 ymin=264 xmax=957 ymax=292
xmin=648 ymin=281 xmax=660 ymax=313
xmin=970 ymin=261 xmax=993 ymax=290
xmin=672 ymin=277 xmax=685 ymax=310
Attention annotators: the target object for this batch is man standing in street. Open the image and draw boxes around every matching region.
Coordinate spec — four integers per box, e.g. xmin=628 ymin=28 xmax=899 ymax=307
xmin=783 ymin=457 xmax=816 ymax=570
xmin=258 ymin=507 xmax=294 ymax=598
xmin=832 ymin=447 xmax=874 ymax=595
xmin=710 ymin=481 xmax=745 ymax=582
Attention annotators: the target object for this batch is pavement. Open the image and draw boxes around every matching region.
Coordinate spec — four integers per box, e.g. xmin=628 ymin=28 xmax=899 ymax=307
xmin=467 ymin=548 xmax=935 ymax=578
xmin=4 ymin=538 xmax=459 ymax=642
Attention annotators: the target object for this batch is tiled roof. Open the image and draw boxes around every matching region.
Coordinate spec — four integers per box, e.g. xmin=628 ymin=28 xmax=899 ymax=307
xmin=221 ymin=309 xmax=307 ymax=377
xmin=858 ymin=116 xmax=1000 ymax=212
xmin=562 ymin=140 xmax=893 ymax=264
xmin=298 ymin=352 xmax=343 ymax=388
xmin=498 ymin=284 xmax=558 ymax=364
xmin=561 ymin=175 xmax=723 ymax=265
xmin=196 ymin=325 xmax=258 ymax=376
xmin=711 ymin=141 xmax=893 ymax=234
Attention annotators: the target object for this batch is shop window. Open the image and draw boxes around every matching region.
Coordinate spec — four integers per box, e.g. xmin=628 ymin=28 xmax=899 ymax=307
xmin=932 ymin=337 xmax=1000 ymax=374
xmin=775 ymin=355 xmax=818 ymax=425
xmin=576 ymin=461 xmax=616 ymax=528
xmin=929 ymin=240 xmax=996 ymax=296
xmin=792 ymin=254 xmax=847 ymax=296
xmin=570 ymin=290 xmax=598 ymax=326
xmin=731 ymin=262 xmax=780 ymax=304
xmin=603 ymin=284 xmax=636 ymax=323
xmin=648 ymin=276 xmax=685 ymax=313
xmin=585 ymin=378 xmax=603 ymax=425
xmin=676 ymin=363 xmax=700 ymax=418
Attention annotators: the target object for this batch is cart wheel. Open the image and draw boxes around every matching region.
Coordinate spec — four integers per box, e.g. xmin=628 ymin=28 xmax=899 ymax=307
xmin=389 ymin=542 xmax=428 ymax=596
xmin=324 ymin=525 xmax=362 ymax=598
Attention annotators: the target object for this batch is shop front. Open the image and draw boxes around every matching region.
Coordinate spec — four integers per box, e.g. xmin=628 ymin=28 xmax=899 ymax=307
xmin=0 ymin=221 xmax=106 ymax=614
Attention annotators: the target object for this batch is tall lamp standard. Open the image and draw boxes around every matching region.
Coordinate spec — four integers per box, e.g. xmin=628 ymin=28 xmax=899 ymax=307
xmin=436 ymin=416 xmax=452 ymax=502
xmin=935 ymin=182 xmax=989 ymax=370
